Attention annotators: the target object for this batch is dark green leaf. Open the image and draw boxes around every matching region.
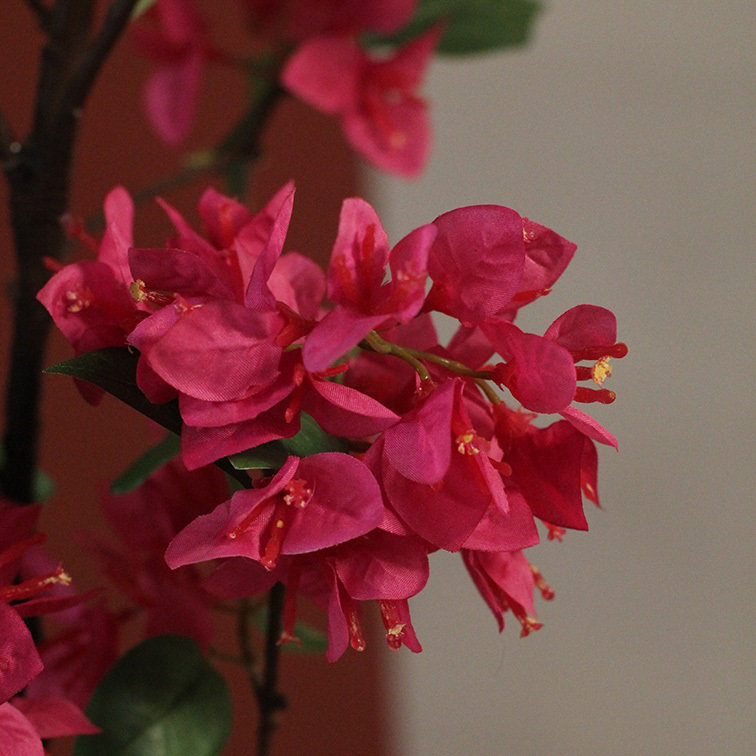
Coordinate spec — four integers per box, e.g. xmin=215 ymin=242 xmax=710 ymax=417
xmin=110 ymin=434 xmax=181 ymax=495
xmin=74 ymin=636 xmax=231 ymax=756
xmin=229 ymin=413 xmax=349 ymax=470
xmin=45 ymin=348 xmax=183 ymax=435
xmin=0 ymin=445 xmax=55 ymax=502
xmin=370 ymin=0 xmax=542 ymax=55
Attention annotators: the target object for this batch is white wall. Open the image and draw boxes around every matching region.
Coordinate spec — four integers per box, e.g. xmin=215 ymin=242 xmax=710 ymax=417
xmin=368 ymin=2 xmax=754 ymax=754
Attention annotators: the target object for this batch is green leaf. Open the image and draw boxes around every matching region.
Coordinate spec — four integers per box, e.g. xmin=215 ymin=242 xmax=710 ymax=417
xmin=75 ymin=636 xmax=231 ymax=756
xmin=45 ymin=348 xmax=183 ymax=435
xmin=229 ymin=413 xmax=349 ymax=470
xmin=110 ymin=434 xmax=181 ymax=495
xmin=131 ymin=0 xmax=156 ymax=19
xmin=0 ymin=445 xmax=55 ymax=502
xmin=370 ymin=0 xmax=543 ymax=55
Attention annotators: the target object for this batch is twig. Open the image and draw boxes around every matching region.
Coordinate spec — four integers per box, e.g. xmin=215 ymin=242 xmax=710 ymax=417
xmin=23 ymin=0 xmax=52 ymax=30
xmin=257 ymin=583 xmax=287 ymax=756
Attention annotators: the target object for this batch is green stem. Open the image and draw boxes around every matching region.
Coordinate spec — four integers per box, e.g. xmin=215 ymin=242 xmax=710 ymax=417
xmin=362 ymin=331 xmax=502 ymax=404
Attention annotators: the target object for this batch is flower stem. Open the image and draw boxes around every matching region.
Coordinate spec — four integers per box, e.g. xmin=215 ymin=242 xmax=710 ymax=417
xmin=361 ymin=331 xmax=501 ymax=404
xmin=257 ymin=583 xmax=287 ymax=756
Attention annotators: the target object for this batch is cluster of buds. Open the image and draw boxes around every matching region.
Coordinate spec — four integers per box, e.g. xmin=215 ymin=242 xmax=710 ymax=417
xmin=38 ymin=183 xmax=624 ymax=660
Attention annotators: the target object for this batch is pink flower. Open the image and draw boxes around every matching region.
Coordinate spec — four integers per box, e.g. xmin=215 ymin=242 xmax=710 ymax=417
xmin=282 ymin=27 xmax=440 ymax=176
xmin=0 ymin=503 xmax=98 ymax=749
xmin=370 ymin=380 xmax=540 ymax=553
xmin=133 ymin=0 xmax=216 ymax=145
xmin=204 ymin=527 xmax=428 ymax=661
xmin=426 ymin=205 xmax=576 ymax=326
xmin=87 ymin=458 xmax=229 ymax=649
xmin=463 ymin=549 xmax=553 ymax=637
xmin=166 ymin=453 xmax=384 ymax=571
xmin=37 ymin=187 xmax=140 ymax=402
xmin=303 ymin=197 xmax=435 ymax=372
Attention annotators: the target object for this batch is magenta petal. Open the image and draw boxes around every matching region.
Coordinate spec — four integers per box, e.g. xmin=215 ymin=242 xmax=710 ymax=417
xmin=144 ymin=51 xmax=203 ymax=146
xmin=343 ymin=94 xmax=430 ymax=177
xmin=484 ymin=321 xmax=576 ymax=413
xmin=179 ymin=370 xmax=294 ymax=428
xmin=0 ymin=703 xmax=43 ymax=755
xmin=37 ymin=260 xmax=136 ymax=353
xmin=383 ymin=450 xmax=490 ymax=551
xmin=302 ymin=306 xmax=386 ymax=373
xmin=517 ymin=218 xmax=577 ymax=296
xmin=129 ymin=247 xmax=233 ymax=300
xmin=382 ymin=379 xmax=454 ymax=484
xmin=145 ymin=301 xmax=283 ymax=401
xmin=165 ymin=458 xmax=300 ymax=567
xmin=334 ymin=531 xmax=429 ymax=600
xmin=382 ymin=223 xmax=434 ymax=321
xmin=180 ymin=407 xmax=298 ymax=470
xmin=560 ymin=405 xmax=618 ymax=449
xmin=324 ymin=572 xmax=351 ymax=663
xmin=11 ymin=696 xmax=99 ymax=737
xmin=508 ymin=421 xmax=589 ymax=530
xmin=302 ymin=379 xmax=399 ymax=437
xmin=328 ymin=197 xmax=390 ymax=306
xmin=0 ymin=604 xmax=43 ymax=703
xmin=544 ymin=304 xmax=617 ymax=350
xmin=244 ymin=185 xmax=295 ymax=311
xmin=198 ymin=188 xmax=254 ymax=246
xmin=461 ymin=490 xmax=539 ymax=552
xmin=99 ymin=186 xmax=134 ymax=285
xmin=429 ymin=205 xmax=525 ymax=324
xmin=282 ymin=36 xmax=360 ymax=113
xmin=268 ymin=252 xmax=327 ymax=320
xmin=282 ymin=454 xmax=383 ymax=554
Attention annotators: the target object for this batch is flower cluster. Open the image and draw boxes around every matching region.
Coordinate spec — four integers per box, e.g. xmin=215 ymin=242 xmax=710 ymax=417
xmin=38 ymin=184 xmax=624 ymax=660
xmin=134 ymin=0 xmax=438 ymax=175
xmin=0 ymin=500 xmax=99 ymax=752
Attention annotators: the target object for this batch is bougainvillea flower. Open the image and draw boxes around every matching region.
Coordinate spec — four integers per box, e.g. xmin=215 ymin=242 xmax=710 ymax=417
xmin=85 ymin=458 xmax=229 ymax=649
xmin=133 ymin=0 xmax=215 ymax=144
xmin=37 ymin=187 xmax=140 ymax=385
xmin=462 ymin=549 xmax=551 ymax=637
xmin=166 ymin=453 xmax=383 ymax=570
xmin=426 ymin=205 xmax=578 ymax=325
xmin=282 ymin=27 xmax=440 ymax=176
xmin=127 ymin=187 xmax=296 ymax=412
xmin=303 ymin=197 xmax=435 ymax=371
xmin=26 ymin=603 xmax=119 ymax=710
xmin=372 ymin=381 xmax=519 ymax=551
xmin=484 ymin=319 xmax=577 ymax=414
xmin=505 ymin=420 xmax=595 ymax=531
xmin=204 ymin=527 xmax=428 ymax=661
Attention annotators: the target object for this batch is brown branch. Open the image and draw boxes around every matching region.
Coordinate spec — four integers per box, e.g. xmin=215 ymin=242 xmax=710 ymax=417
xmin=0 ymin=108 xmax=15 ymax=162
xmin=257 ymin=583 xmax=287 ymax=756
xmin=60 ymin=0 xmax=141 ymax=114
xmin=0 ymin=0 xmax=138 ymax=502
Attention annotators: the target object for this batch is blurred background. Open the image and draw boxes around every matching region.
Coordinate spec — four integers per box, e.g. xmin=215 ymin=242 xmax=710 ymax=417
xmin=372 ymin=2 xmax=755 ymax=754
xmin=1 ymin=1 xmax=753 ymax=754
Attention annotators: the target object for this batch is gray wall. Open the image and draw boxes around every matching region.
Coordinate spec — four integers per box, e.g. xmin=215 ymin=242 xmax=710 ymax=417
xmin=369 ymin=2 xmax=754 ymax=754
